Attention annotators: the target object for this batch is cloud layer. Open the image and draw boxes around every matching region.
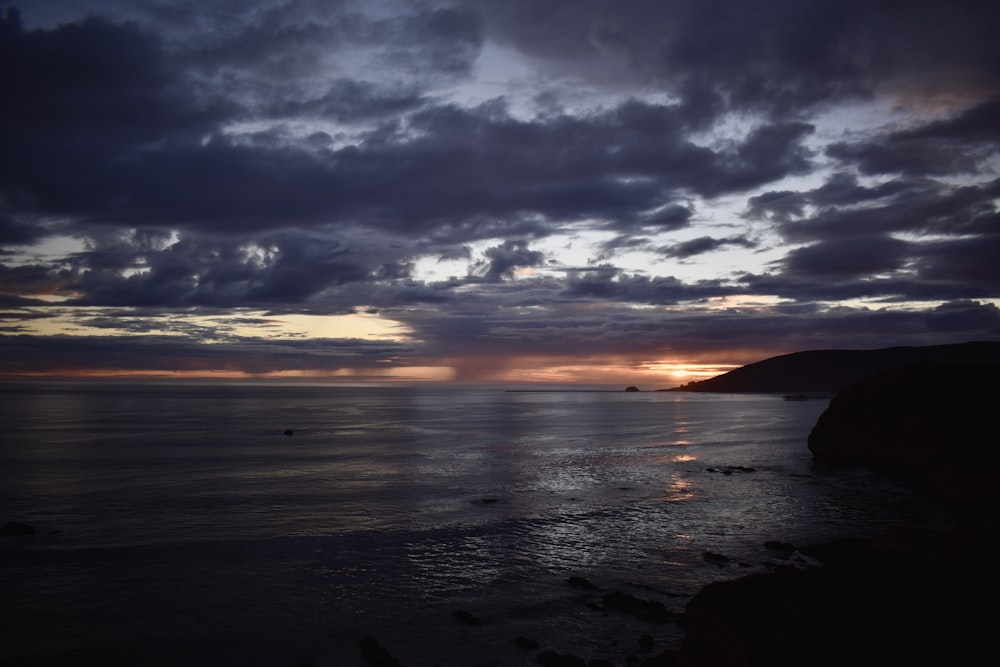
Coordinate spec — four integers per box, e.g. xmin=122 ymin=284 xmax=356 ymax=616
xmin=2 ymin=1 xmax=999 ymax=383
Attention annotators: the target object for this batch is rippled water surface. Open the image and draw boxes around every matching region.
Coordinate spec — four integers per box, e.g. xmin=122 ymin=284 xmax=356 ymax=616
xmin=0 ymin=382 xmax=944 ymax=666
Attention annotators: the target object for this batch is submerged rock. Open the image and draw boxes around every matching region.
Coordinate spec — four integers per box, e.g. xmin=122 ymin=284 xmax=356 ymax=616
xmin=535 ymin=649 xmax=588 ymax=666
xmin=1 ymin=520 xmax=35 ymax=536
xmin=678 ymin=525 xmax=989 ymax=667
xmin=566 ymin=575 xmax=600 ymax=590
xmin=701 ymin=551 xmax=730 ymax=567
xmin=602 ymin=591 xmax=674 ymax=623
xmin=359 ymin=635 xmax=402 ymax=667
xmin=452 ymin=609 xmax=481 ymax=626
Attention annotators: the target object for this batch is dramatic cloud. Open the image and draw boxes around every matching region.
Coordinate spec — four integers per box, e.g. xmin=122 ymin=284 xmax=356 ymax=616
xmin=826 ymin=98 xmax=1000 ymax=176
xmin=2 ymin=1 xmax=999 ymax=384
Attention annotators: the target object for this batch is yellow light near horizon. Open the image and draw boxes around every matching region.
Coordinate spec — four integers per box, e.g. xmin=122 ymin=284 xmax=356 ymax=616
xmin=438 ymin=354 xmax=730 ymax=387
xmin=275 ymin=366 xmax=456 ymax=381
xmin=640 ymin=361 xmax=732 ymax=381
xmin=230 ymin=311 xmax=414 ymax=342
xmin=10 ymin=308 xmax=415 ymax=343
xmin=704 ymin=294 xmax=786 ymax=310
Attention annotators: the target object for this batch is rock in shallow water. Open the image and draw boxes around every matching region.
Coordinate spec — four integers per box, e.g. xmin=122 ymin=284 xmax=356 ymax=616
xmin=0 ymin=520 xmax=35 ymax=536
xmin=678 ymin=524 xmax=991 ymax=667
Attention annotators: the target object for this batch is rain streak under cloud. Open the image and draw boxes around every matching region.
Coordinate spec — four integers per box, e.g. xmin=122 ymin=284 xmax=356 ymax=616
xmin=2 ymin=0 xmax=999 ymax=385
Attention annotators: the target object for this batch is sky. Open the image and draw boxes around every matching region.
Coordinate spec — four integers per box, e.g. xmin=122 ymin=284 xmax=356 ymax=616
xmin=2 ymin=0 xmax=999 ymax=387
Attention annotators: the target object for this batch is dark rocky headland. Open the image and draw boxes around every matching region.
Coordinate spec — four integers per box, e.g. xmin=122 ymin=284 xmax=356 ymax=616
xmin=667 ymin=340 xmax=1000 ymax=395
xmin=675 ymin=355 xmax=998 ymax=667
xmin=348 ymin=347 xmax=999 ymax=667
xmin=348 ymin=348 xmax=1000 ymax=667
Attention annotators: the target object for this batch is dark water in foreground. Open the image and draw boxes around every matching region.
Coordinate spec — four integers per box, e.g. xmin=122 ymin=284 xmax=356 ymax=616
xmin=0 ymin=382 xmax=947 ymax=666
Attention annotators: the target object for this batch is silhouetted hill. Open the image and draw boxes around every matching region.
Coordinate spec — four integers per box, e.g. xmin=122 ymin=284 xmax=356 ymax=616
xmin=666 ymin=341 xmax=1000 ymax=394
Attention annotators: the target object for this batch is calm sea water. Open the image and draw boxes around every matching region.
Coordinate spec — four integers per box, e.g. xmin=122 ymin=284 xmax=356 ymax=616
xmin=0 ymin=382 xmax=946 ymax=666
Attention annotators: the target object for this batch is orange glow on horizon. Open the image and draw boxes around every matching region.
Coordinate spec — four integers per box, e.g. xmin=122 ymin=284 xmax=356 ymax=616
xmin=0 ymin=351 xmax=768 ymax=386
xmin=0 ymin=366 xmax=459 ymax=383
xmin=428 ymin=353 xmax=743 ymax=388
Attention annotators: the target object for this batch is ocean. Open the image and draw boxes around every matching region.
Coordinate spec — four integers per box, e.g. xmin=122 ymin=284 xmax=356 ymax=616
xmin=0 ymin=382 xmax=947 ymax=666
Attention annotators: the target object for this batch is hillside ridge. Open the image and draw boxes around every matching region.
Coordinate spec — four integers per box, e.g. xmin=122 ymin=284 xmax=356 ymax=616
xmin=665 ymin=341 xmax=1000 ymax=394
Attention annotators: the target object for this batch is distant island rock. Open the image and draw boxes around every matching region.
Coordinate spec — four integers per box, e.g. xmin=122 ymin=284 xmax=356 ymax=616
xmin=624 ymin=386 xmax=640 ymax=392
xmin=665 ymin=341 xmax=1000 ymax=394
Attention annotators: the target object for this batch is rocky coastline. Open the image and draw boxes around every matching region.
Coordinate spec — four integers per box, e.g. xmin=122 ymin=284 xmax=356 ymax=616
xmin=353 ymin=360 xmax=996 ymax=667
xmin=675 ymin=360 xmax=995 ymax=667
xmin=6 ymin=361 xmax=991 ymax=666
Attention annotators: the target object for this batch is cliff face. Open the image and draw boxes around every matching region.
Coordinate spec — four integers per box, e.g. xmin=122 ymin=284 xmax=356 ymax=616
xmin=677 ymin=359 xmax=997 ymax=667
xmin=668 ymin=341 xmax=1000 ymax=394
xmin=807 ymin=361 xmax=999 ymax=509
xmin=679 ymin=523 xmax=988 ymax=667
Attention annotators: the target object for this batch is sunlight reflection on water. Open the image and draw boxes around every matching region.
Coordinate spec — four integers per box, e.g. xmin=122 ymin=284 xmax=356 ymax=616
xmin=0 ymin=383 xmax=946 ymax=666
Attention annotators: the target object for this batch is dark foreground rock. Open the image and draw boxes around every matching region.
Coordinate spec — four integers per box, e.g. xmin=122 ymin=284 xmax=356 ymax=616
xmin=601 ymin=590 xmax=675 ymax=623
xmin=678 ymin=523 xmax=990 ymax=667
xmin=807 ymin=361 xmax=1000 ymax=509
xmin=359 ymin=635 xmax=402 ymax=667
xmin=679 ymin=362 xmax=998 ymax=667
xmin=0 ymin=520 xmax=35 ymax=536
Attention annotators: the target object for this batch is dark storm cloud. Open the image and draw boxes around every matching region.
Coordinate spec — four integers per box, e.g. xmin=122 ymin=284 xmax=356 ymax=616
xmin=473 ymin=0 xmax=1000 ymax=119
xmin=271 ymin=79 xmax=428 ymax=123
xmin=780 ymin=236 xmax=912 ymax=279
xmin=0 ymin=262 xmax=69 ymax=297
xmin=744 ymin=172 xmax=1000 ymax=302
xmin=744 ymin=173 xmax=922 ymax=224
xmin=643 ymin=204 xmax=693 ymax=231
xmin=744 ymin=190 xmax=808 ymax=224
xmin=0 ymin=215 xmax=46 ymax=245
xmin=468 ymin=240 xmax=546 ymax=283
xmin=664 ymin=299 xmax=1000 ymax=357
xmin=740 ymin=269 xmax=1000 ymax=304
xmin=911 ymin=235 xmax=1000 ymax=286
xmin=281 ymin=101 xmax=814 ymax=238
xmin=592 ymin=235 xmax=652 ymax=262
xmin=59 ymin=229 xmax=400 ymax=308
xmin=2 ymin=0 xmax=1000 ymax=378
xmin=374 ymin=5 xmax=483 ymax=80
xmin=0 ymin=6 xmax=819 ymax=241
xmin=245 ymin=233 xmax=371 ymax=301
xmin=5 ymin=295 xmax=999 ymax=378
xmin=391 ymin=293 xmax=1000 ymax=369
xmin=826 ymin=97 xmax=1000 ymax=176
xmin=760 ymin=175 xmax=1000 ymax=244
xmin=0 ymin=308 xmax=54 ymax=333
xmin=659 ymin=236 xmax=757 ymax=260
xmin=0 ymin=332 xmax=414 ymax=375
xmin=561 ymin=268 xmax=732 ymax=304
xmin=0 ymin=10 xmax=229 ymax=220
xmin=179 ymin=2 xmax=482 ymax=106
